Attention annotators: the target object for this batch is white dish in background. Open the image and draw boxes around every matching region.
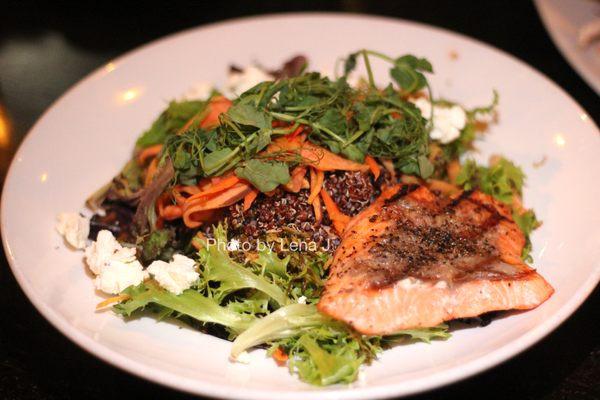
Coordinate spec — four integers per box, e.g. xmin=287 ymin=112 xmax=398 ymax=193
xmin=2 ymin=13 xmax=599 ymax=400
xmin=535 ymin=0 xmax=600 ymax=94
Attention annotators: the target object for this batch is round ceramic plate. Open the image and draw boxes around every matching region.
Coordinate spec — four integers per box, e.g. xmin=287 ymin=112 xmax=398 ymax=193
xmin=2 ymin=13 xmax=599 ymax=400
xmin=535 ymin=0 xmax=600 ymax=94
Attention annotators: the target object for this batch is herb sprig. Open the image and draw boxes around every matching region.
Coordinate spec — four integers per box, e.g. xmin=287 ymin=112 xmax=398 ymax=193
xmin=161 ymin=50 xmax=437 ymax=187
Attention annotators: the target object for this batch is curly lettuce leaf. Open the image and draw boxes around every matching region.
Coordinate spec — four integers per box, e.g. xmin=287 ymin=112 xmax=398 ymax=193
xmin=230 ymin=304 xmax=331 ymax=358
xmin=199 ymin=225 xmax=289 ymax=305
xmin=114 ymin=281 xmax=254 ymax=333
xmin=456 ymin=157 xmax=525 ymax=203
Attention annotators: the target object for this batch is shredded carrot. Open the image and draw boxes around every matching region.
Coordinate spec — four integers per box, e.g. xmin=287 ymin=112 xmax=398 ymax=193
xmin=183 ymin=182 xmax=252 ymax=228
xmin=323 ymin=257 xmax=333 ymax=270
xmin=320 ymin=188 xmax=350 ymax=234
xmin=307 ymin=168 xmax=325 ymax=204
xmin=200 ymin=96 xmax=232 ymax=129
xmin=144 ymin=157 xmax=159 ymax=187
xmin=287 ymin=125 xmax=304 ymax=139
xmin=191 ymin=232 xmax=207 ymax=250
xmin=364 ymin=155 xmax=381 ymax=180
xmin=96 ymin=294 xmax=130 ymax=310
xmin=283 ymin=166 xmax=307 ymax=193
xmin=186 ymin=174 xmax=240 ymax=202
xmin=162 ymin=205 xmax=183 ymax=220
xmin=137 ymin=144 xmax=163 ymax=165
xmin=312 ymin=194 xmax=322 ymax=224
xmin=172 ymin=184 xmax=201 ymax=205
xmin=243 ymin=189 xmax=259 ymax=211
xmin=272 ymin=347 xmax=289 ymax=366
xmin=266 ymin=136 xmax=369 ymax=172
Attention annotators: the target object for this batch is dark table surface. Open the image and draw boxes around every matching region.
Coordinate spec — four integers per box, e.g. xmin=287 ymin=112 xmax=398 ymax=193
xmin=1 ymin=1 xmax=598 ymax=399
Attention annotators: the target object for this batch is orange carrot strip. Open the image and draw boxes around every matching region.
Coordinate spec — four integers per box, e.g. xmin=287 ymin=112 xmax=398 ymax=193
xmin=243 ymin=189 xmax=259 ymax=211
xmin=267 ymin=136 xmax=369 ymax=172
xmin=272 ymin=347 xmax=289 ymax=366
xmin=186 ymin=174 xmax=240 ymax=202
xmin=144 ymin=157 xmax=159 ymax=187
xmin=200 ymin=96 xmax=232 ymax=129
xmin=183 ymin=183 xmax=252 ymax=228
xmin=307 ymin=168 xmax=325 ymax=204
xmin=163 ymin=205 xmax=183 ymax=220
xmin=283 ymin=166 xmax=307 ymax=193
xmin=320 ymin=188 xmax=350 ymax=234
xmin=302 ymin=142 xmax=369 ymax=172
xmin=96 ymin=294 xmax=131 ymax=309
xmin=137 ymin=144 xmax=163 ymax=165
xmin=364 ymin=155 xmax=381 ymax=180
xmin=312 ymin=194 xmax=322 ymax=224
xmin=286 ymin=125 xmax=304 ymax=140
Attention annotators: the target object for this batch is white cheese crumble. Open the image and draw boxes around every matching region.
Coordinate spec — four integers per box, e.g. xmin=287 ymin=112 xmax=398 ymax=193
xmin=225 ymin=66 xmax=273 ymax=97
xmin=147 ymin=254 xmax=199 ymax=295
xmin=94 ymin=258 xmax=146 ymax=295
xmin=56 ymin=212 xmax=89 ymax=249
xmin=297 ymin=295 xmax=307 ymax=304
xmin=413 ymin=98 xmax=467 ymax=144
xmin=84 ymin=230 xmax=145 ymax=294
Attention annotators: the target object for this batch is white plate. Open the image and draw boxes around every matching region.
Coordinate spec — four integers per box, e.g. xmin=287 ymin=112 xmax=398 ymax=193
xmin=535 ymin=0 xmax=600 ymax=94
xmin=2 ymin=13 xmax=599 ymax=400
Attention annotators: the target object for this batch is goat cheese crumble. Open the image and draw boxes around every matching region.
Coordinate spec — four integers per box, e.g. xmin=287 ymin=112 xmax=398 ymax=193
xmin=84 ymin=230 xmax=146 ymax=294
xmin=56 ymin=212 xmax=89 ymax=249
xmin=414 ymin=98 xmax=467 ymax=144
xmin=147 ymin=254 xmax=199 ymax=295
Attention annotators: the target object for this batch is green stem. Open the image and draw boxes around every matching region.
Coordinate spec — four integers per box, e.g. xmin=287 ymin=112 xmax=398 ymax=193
xmin=361 ymin=50 xmax=376 ymax=89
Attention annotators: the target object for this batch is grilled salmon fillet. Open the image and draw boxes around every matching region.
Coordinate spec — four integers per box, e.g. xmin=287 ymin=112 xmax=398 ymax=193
xmin=318 ymin=184 xmax=553 ymax=335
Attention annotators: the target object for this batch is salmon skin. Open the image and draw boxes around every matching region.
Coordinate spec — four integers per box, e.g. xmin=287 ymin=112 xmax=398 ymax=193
xmin=318 ymin=184 xmax=553 ymax=335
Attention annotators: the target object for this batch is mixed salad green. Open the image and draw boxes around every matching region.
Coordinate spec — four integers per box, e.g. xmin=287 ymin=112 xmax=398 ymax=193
xmin=84 ymin=50 xmax=539 ymax=386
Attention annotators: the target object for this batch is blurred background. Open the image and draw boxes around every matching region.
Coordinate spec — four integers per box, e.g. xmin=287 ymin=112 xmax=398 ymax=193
xmin=0 ymin=1 xmax=598 ymax=399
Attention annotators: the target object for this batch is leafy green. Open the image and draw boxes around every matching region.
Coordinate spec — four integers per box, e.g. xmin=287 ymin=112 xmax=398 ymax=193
xmin=199 ymin=225 xmax=289 ymax=305
xmin=456 ymin=157 xmax=540 ymax=261
xmin=231 ymin=304 xmax=369 ymax=386
xmin=139 ymin=229 xmax=171 ymax=263
xmin=136 ymin=100 xmax=208 ymax=148
xmin=293 ymin=334 xmax=363 ymax=386
xmin=231 ymin=304 xmax=333 ymax=358
xmin=161 ymin=50 xmax=436 ymax=185
xmin=235 ymin=160 xmax=291 ymax=192
xmin=457 ymin=158 xmax=525 ymax=203
xmin=255 ymin=247 xmax=290 ymax=278
xmin=384 ymin=324 xmax=451 ymax=344
xmin=114 ymin=281 xmax=254 ymax=334
xmin=227 ymin=103 xmax=272 ymax=129
xmin=390 ymin=55 xmax=433 ymax=94
xmin=513 ymin=210 xmax=541 ymax=262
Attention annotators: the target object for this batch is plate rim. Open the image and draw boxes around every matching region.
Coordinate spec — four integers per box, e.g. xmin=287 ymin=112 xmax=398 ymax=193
xmin=2 ymin=11 xmax=599 ymax=400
